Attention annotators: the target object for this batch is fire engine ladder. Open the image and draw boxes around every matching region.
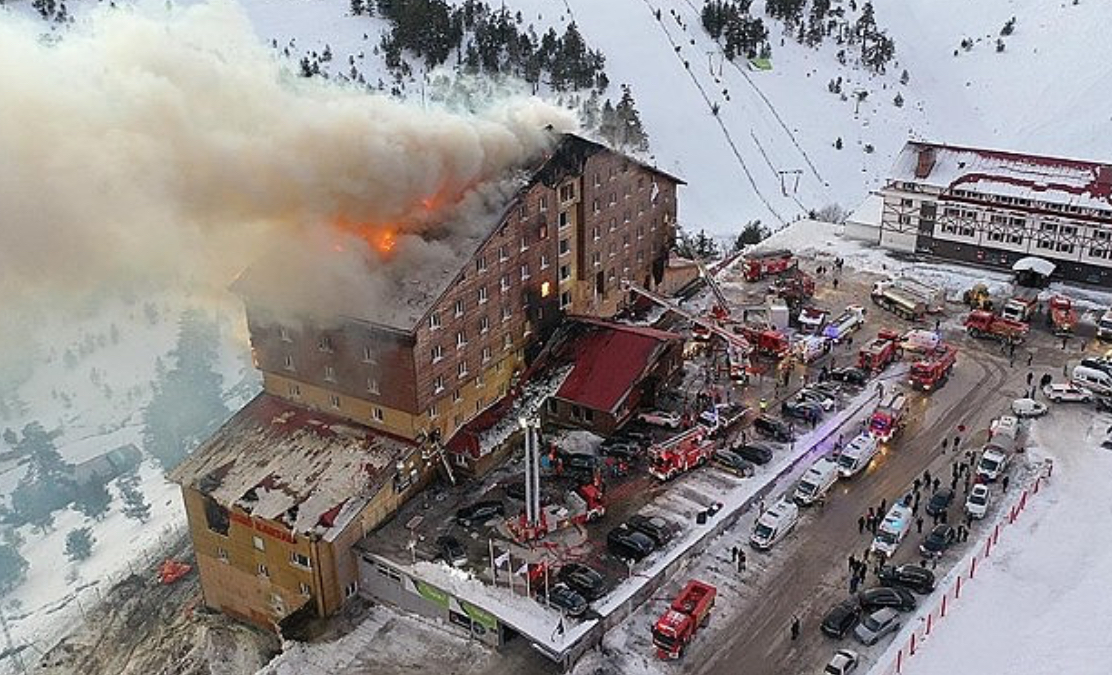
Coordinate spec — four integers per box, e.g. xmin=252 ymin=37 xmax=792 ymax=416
xmin=694 ymin=258 xmax=732 ymax=318
xmin=622 ymin=281 xmax=752 ymax=356
xmin=416 ymin=429 xmax=456 ymax=486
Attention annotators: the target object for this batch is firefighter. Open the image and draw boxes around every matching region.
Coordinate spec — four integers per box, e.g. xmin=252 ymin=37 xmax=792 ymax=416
xmin=759 ymin=397 xmax=768 ymax=413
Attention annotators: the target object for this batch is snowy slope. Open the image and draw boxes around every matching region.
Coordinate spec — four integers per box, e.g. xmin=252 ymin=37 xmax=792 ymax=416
xmin=899 ymin=407 xmax=1112 ymax=675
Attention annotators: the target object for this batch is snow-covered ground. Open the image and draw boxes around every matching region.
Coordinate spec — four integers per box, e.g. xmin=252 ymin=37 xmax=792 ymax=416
xmin=888 ymin=407 xmax=1112 ymax=675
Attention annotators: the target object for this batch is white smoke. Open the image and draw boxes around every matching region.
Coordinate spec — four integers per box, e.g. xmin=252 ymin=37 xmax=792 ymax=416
xmin=0 ymin=0 xmax=578 ymax=317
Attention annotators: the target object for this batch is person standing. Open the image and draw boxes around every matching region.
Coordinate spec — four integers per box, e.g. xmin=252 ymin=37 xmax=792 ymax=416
xmin=916 ymin=516 xmax=924 ymax=534
xmin=858 ymin=515 xmax=866 ymax=534
xmin=1003 ymin=475 xmax=1010 ymax=492
xmin=731 ymin=546 xmax=738 ymax=563
xmin=790 ymin=616 xmax=801 ymax=641
xmin=738 ymin=549 xmax=747 ymax=572
xmin=1027 ymin=352 xmax=1034 ymax=367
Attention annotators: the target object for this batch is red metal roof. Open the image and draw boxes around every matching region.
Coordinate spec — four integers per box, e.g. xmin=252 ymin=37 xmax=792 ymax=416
xmin=555 ymin=324 xmax=679 ymax=414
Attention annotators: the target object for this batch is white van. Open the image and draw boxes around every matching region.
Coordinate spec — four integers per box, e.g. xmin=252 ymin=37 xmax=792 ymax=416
xmin=976 ymin=447 xmax=1009 ymax=482
xmin=901 ymin=329 xmax=941 ymax=354
xmin=795 ymin=335 xmax=829 ymax=364
xmin=837 ymin=434 xmax=880 ymax=478
xmin=870 ymin=502 xmax=913 ymax=557
xmin=1072 ymin=365 xmax=1112 ymax=394
xmin=988 ymin=415 xmax=1021 ymax=452
xmin=794 ymin=458 xmax=839 ymax=506
xmin=749 ymin=499 xmax=800 ymax=551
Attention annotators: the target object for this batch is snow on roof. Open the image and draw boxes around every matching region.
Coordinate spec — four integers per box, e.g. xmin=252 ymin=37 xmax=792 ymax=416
xmin=891 ymin=141 xmax=1112 ymax=213
xmin=554 ymin=319 xmax=681 ymax=414
xmin=847 ymin=192 xmax=883 ymax=225
xmin=169 ymin=393 xmax=413 ymax=541
xmin=1012 ymin=256 xmax=1057 ymax=276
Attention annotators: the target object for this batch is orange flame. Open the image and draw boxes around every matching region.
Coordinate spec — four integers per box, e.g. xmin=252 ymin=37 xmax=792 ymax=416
xmin=332 ymin=215 xmax=398 ymax=256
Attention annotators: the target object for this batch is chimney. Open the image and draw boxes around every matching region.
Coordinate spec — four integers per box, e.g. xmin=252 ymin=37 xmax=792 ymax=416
xmin=915 ymin=145 xmax=937 ymax=179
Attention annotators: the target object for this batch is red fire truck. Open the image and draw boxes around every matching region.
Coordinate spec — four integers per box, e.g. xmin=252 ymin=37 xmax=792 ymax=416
xmin=869 ymin=391 xmax=908 ymax=443
xmin=908 ymin=344 xmax=957 ymax=392
xmin=738 ymin=325 xmax=791 ymax=358
xmin=1048 ymin=295 xmax=1077 ymax=336
xmin=648 ymin=427 xmax=715 ymax=481
xmin=856 ymin=330 xmax=902 ymax=373
xmin=742 ymin=250 xmax=797 ymax=282
xmin=652 ymin=580 xmax=717 ymax=659
xmin=964 ymin=310 xmax=1029 ymax=343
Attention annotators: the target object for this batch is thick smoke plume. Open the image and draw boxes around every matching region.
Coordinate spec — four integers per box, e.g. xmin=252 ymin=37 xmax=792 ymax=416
xmin=0 ymin=1 xmax=577 ymax=318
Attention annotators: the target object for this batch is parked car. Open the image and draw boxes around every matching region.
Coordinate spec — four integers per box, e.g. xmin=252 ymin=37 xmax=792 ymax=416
xmin=1096 ymin=395 xmax=1112 ymax=413
xmin=797 ymin=386 xmax=837 ymax=411
xmin=626 ymin=514 xmax=673 ymax=547
xmin=455 ymin=500 xmax=505 ymax=528
xmin=820 ymin=599 xmax=862 ymax=638
xmin=965 ymin=484 xmax=990 ymax=519
xmin=919 ymin=524 xmax=957 ymax=558
xmin=752 ymin=414 xmax=794 ymax=442
xmin=857 ymin=586 xmax=916 ymax=613
xmin=925 ymin=487 xmax=955 ymax=516
xmin=1012 ymin=397 xmax=1048 ymax=418
xmin=976 ymin=447 xmax=1009 ymax=482
xmin=556 ymin=563 xmax=607 ymax=600
xmin=436 ymin=535 xmax=467 ymax=567
xmin=877 ymin=564 xmax=936 ymax=594
xmin=637 ymin=410 xmax=682 ymax=429
xmin=713 ymin=449 xmax=756 ymax=477
xmin=538 ymin=583 xmax=588 ymax=617
xmin=809 ymin=381 xmax=844 ymax=399
xmin=781 ymin=399 xmax=823 ymax=422
xmin=823 ymin=649 xmax=860 ymax=675
xmin=853 ymin=608 xmax=901 ymax=646
xmin=829 ymin=367 xmax=869 ymax=386
xmin=731 ymin=442 xmax=775 ymax=465
xmin=1043 ymin=382 xmax=1093 ymax=403
xmin=607 ymin=526 xmax=656 ymax=561
xmin=601 ymin=442 xmax=639 ymax=461
xmin=558 ymin=451 xmax=599 ymax=472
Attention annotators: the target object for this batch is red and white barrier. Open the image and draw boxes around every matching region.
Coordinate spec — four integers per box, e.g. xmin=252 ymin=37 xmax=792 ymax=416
xmin=867 ymin=475 xmax=1046 ymax=675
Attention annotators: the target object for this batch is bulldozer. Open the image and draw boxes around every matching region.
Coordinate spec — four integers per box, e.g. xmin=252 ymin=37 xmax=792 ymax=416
xmin=963 ymin=283 xmax=993 ymax=311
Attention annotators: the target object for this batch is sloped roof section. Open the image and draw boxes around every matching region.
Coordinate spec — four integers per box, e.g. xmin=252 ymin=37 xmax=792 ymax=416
xmin=891 ymin=141 xmax=1112 ymax=212
xmin=554 ymin=319 xmax=681 ymax=414
xmin=169 ymin=394 xmax=414 ymax=541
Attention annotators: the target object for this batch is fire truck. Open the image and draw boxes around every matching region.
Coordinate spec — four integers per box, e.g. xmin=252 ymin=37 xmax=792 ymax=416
xmin=1048 ymin=295 xmax=1077 ymax=335
xmin=652 ymin=580 xmax=717 ymax=659
xmin=770 ymin=268 xmax=815 ymax=308
xmin=647 ymin=427 xmax=716 ymax=481
xmin=964 ymin=310 xmax=1029 ymax=343
xmin=823 ymin=305 xmax=867 ymax=342
xmin=908 ymin=344 xmax=957 ymax=391
xmin=869 ymin=391 xmax=908 ymax=442
xmin=737 ymin=325 xmax=791 ymax=358
xmin=1000 ymin=295 xmax=1039 ymax=324
xmin=742 ymin=250 xmax=797 ymax=282
xmin=857 ymin=330 xmax=902 ymax=373
xmin=508 ymin=484 xmax=606 ymax=542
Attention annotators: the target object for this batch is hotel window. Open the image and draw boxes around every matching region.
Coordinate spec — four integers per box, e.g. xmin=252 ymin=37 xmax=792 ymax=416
xmin=345 ymin=582 xmax=358 ymax=599
xmin=362 ymin=345 xmax=376 ymax=363
xmin=482 ymin=346 xmax=492 ymax=362
xmin=503 ymin=334 xmax=513 ymax=350
xmin=329 ymin=394 xmax=341 ymax=409
xmin=559 ymin=183 xmax=575 ymax=202
xmin=283 ymin=355 xmax=294 ymax=371
xmin=429 ymin=403 xmax=439 ymax=418
xmin=367 ymin=378 xmax=380 ymax=395
xmin=324 ymin=365 xmax=336 ymax=382
xmin=257 ymin=563 xmax=269 ymax=578
xmin=594 ymin=172 xmax=602 ymax=187
xmin=431 ymin=345 xmax=444 ymax=363
xmin=434 ymin=375 xmax=444 ymax=393
xmin=560 ymin=264 xmax=571 ymax=281
xmin=592 ymin=225 xmax=601 ymax=240
xmin=623 ymin=210 xmax=631 ymax=223
xmin=287 ymin=383 xmax=301 ymax=398
xmin=475 ymin=371 xmax=484 ymax=387
xmin=318 ymin=335 xmax=333 ymax=352
xmin=539 ymin=196 xmax=548 ymax=212
xmin=457 ymin=361 xmax=468 ymax=378
xmin=299 ymin=582 xmax=311 ymax=596
xmin=499 ymin=245 xmax=508 ymax=262
xmin=559 ymin=238 xmax=570 ymax=256
xmin=609 ymin=217 xmax=617 ymax=232
xmin=478 ymin=287 xmax=488 ymax=304
xmin=500 ymin=275 xmax=510 ymax=292
xmin=456 ymin=331 xmax=467 ymax=348
xmin=521 ymin=263 xmax=530 ymax=280
xmin=479 ymin=316 xmax=490 ymax=333
xmin=609 ymin=192 xmax=617 ymax=206
xmin=540 ymin=254 xmax=550 ymax=269
xmin=518 ymin=204 xmax=527 ymax=219
xmin=279 ymin=326 xmax=292 ymax=342
xmin=373 ymin=407 xmax=385 ymax=421
xmin=539 ymin=223 xmax=549 ymax=240
xmin=290 ymin=552 xmax=312 ymax=569
xmin=592 ymin=199 xmax=600 ymax=214
xmin=253 ymin=536 xmax=265 ymax=551
xmin=637 ymin=224 xmax=645 ymax=239
xmin=217 ymin=547 xmax=229 ymax=563
xmin=520 ymin=235 xmax=529 ymax=252
xmin=560 ymin=291 xmax=572 ymax=309
xmin=592 ymin=251 xmax=601 ymax=266
xmin=502 ymin=306 xmax=512 ymax=322
xmin=559 ymin=211 xmax=570 ymax=229
xmin=454 ymin=299 xmax=464 ymax=317
xmin=429 ymin=312 xmax=441 ymax=330
xmin=475 ymin=255 xmax=487 ymax=273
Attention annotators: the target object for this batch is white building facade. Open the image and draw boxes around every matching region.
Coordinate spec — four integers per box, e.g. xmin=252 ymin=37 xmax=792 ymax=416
xmin=875 ymin=141 xmax=1112 ymax=286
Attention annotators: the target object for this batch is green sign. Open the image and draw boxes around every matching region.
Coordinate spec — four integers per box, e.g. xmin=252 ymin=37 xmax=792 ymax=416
xmin=415 ymin=580 xmax=450 ymax=609
xmin=460 ymin=600 xmax=498 ymax=632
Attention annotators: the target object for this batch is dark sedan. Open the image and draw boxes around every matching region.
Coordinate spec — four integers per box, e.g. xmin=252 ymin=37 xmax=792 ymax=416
xmin=925 ymin=487 xmax=955 ymax=516
xmin=857 ymin=586 xmax=917 ymax=613
xmin=877 ymin=565 xmax=936 ymax=595
xmin=752 ymin=414 xmax=794 ymax=442
xmin=821 ymin=598 xmax=862 ymax=638
xmin=556 ymin=563 xmax=608 ymax=601
xmin=626 ymin=514 xmax=673 ymax=547
xmin=607 ymin=526 xmax=656 ymax=561
xmin=829 ymin=367 xmax=869 ymax=386
xmin=713 ymin=449 xmax=755 ymax=477
xmin=455 ymin=500 xmax=505 ymax=528
xmin=731 ymin=442 xmax=775 ymax=465
xmin=538 ymin=583 xmax=588 ymax=617
xmin=781 ymin=399 xmax=823 ymax=423
xmin=919 ymin=524 xmax=957 ymax=558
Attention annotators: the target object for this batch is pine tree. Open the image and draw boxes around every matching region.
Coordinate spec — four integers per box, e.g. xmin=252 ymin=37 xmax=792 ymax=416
xmin=119 ymin=472 xmax=151 ymax=524
xmin=65 ymin=527 xmax=94 ymax=562
xmin=0 ymin=543 xmax=27 ymax=594
xmin=613 ymin=85 xmax=650 ymax=152
xmin=734 ymin=220 xmax=769 ymax=249
xmin=893 ymin=92 xmax=904 ymax=107
xmin=834 ymin=137 xmax=844 ymax=150
xmin=900 ymin=69 xmax=910 ymax=85
xmin=351 ymin=0 xmax=363 ymax=15
xmin=74 ymin=479 xmax=112 ymax=521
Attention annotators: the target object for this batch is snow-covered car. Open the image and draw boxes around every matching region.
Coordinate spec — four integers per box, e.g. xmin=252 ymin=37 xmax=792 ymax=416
xmin=976 ymin=447 xmax=1009 ymax=482
xmin=637 ymin=410 xmax=681 ymax=429
xmin=823 ymin=648 xmax=860 ymax=675
xmin=1011 ymin=398 xmax=1048 ymax=418
xmin=853 ymin=607 xmax=901 ymax=646
xmin=798 ymin=386 xmax=837 ymax=411
xmin=966 ymin=484 xmax=990 ymax=519
xmin=436 ymin=535 xmax=467 ymax=567
xmin=1043 ymin=382 xmax=1093 ymax=403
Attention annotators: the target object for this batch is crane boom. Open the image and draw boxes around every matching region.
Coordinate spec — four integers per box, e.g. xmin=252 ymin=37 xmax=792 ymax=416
xmin=694 ymin=258 xmax=731 ymax=317
xmin=622 ymin=281 xmax=751 ymax=353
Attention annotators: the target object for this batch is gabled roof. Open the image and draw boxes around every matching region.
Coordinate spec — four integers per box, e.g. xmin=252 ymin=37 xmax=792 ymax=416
xmin=554 ymin=319 xmax=681 ymax=414
xmin=890 ymin=141 xmax=1112 ymax=213
xmin=169 ymin=394 xmax=414 ymax=541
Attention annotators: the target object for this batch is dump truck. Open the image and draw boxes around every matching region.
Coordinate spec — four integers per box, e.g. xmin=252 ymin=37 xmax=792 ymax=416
xmin=909 ymin=344 xmax=957 ymax=392
xmin=652 ymin=580 xmax=717 ymax=659
xmin=742 ymin=250 xmax=797 ymax=282
xmin=857 ymin=330 xmax=902 ymax=373
xmin=823 ymin=305 xmax=868 ymax=342
xmin=1048 ymin=295 xmax=1077 ymax=336
xmin=648 ymin=427 xmax=715 ymax=481
xmin=871 ymin=280 xmax=931 ymax=321
xmin=964 ymin=310 xmax=1029 ymax=343
xmin=869 ymin=391 xmax=908 ymax=443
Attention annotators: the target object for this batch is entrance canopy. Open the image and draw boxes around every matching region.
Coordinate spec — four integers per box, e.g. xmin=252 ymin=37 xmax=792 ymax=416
xmin=1012 ymin=256 xmax=1056 ymax=277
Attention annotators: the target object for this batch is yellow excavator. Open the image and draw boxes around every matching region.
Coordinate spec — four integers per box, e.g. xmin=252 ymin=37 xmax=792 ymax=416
xmin=963 ymin=283 xmax=993 ymax=311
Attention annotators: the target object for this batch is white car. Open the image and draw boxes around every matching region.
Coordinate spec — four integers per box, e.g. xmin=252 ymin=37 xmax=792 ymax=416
xmin=1043 ymin=382 xmax=1093 ymax=403
xmin=638 ymin=410 xmax=681 ymax=429
xmin=976 ymin=447 xmax=1009 ymax=482
xmin=966 ymin=484 xmax=990 ymax=519
xmin=798 ymin=386 xmax=836 ymax=411
xmin=823 ymin=648 xmax=860 ymax=675
xmin=1011 ymin=398 xmax=1048 ymax=418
